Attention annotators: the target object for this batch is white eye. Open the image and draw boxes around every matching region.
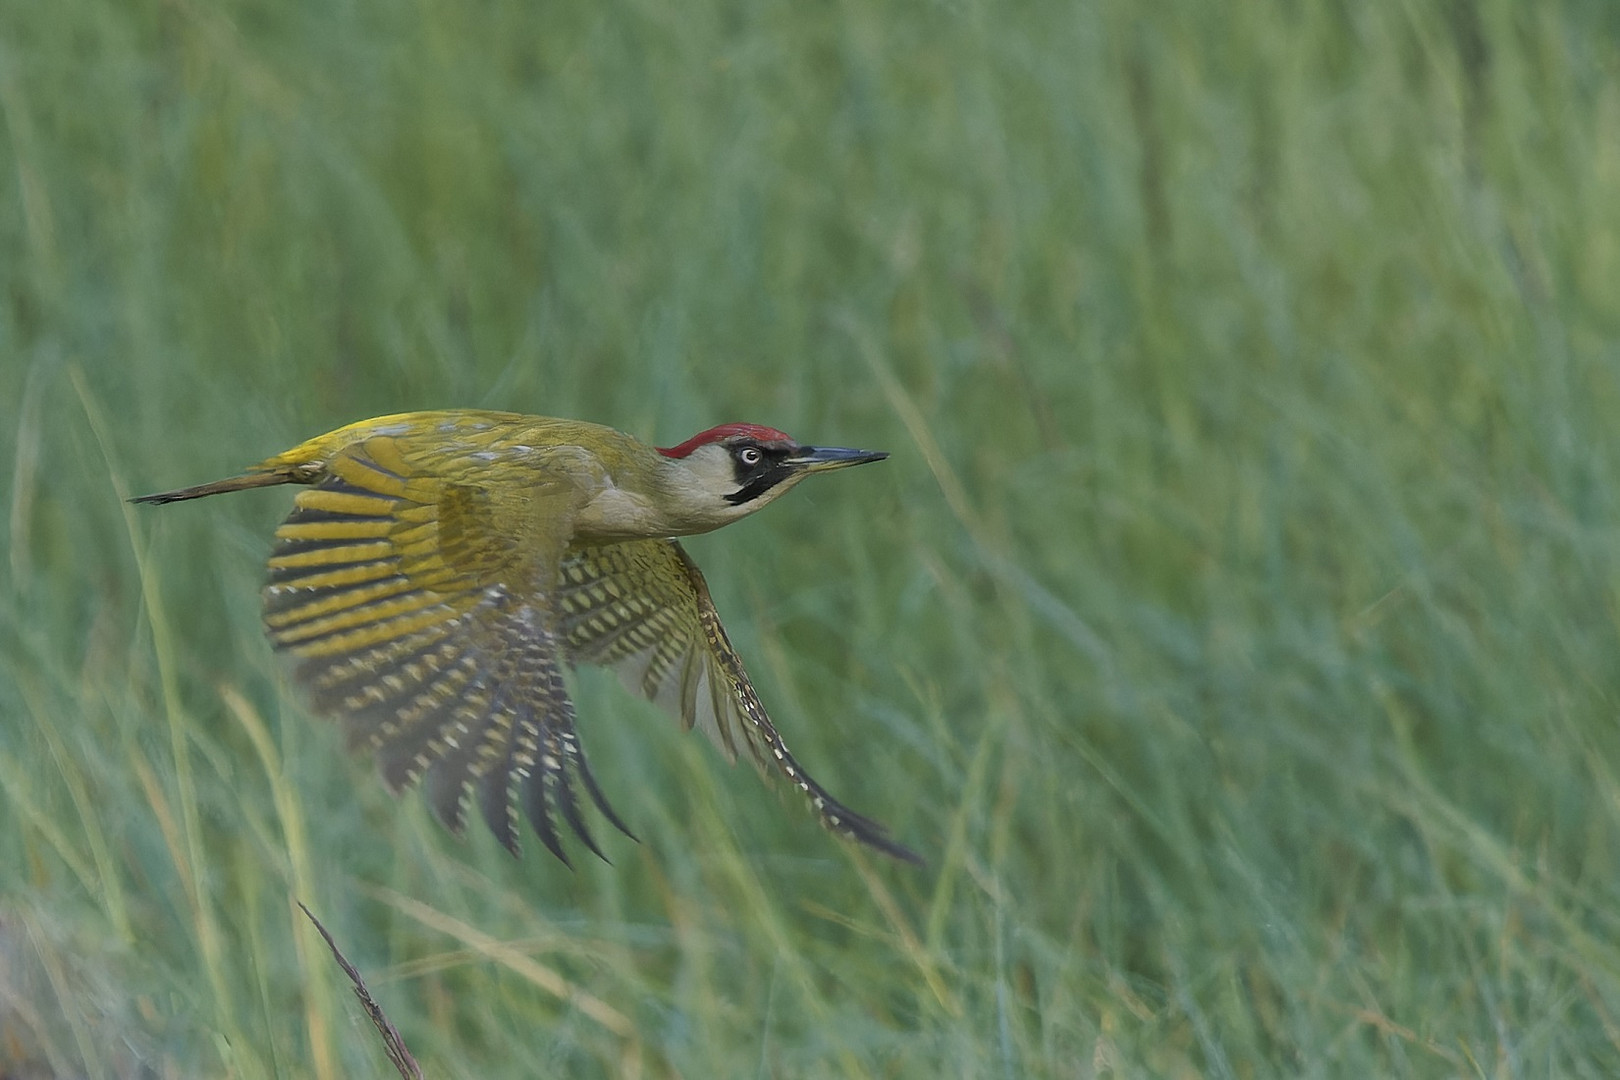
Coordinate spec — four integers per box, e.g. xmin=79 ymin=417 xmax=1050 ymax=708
xmin=737 ymin=447 xmax=763 ymax=466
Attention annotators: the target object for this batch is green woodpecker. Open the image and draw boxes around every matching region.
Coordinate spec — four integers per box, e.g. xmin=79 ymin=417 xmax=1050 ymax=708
xmin=134 ymin=411 xmax=920 ymax=866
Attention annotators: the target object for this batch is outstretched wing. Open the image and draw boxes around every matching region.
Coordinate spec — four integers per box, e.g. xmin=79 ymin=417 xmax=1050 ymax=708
xmin=556 ymin=539 xmax=921 ymax=864
xmin=259 ymin=435 xmax=630 ymax=865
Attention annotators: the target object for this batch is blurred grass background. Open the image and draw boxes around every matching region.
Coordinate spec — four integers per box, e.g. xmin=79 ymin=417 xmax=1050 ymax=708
xmin=3 ymin=0 xmax=1620 ymax=1075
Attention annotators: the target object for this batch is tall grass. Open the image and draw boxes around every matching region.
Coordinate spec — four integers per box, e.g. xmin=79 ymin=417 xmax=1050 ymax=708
xmin=3 ymin=0 xmax=1620 ymax=1075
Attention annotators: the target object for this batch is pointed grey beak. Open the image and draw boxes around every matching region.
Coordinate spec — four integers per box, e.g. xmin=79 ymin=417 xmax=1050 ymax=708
xmin=786 ymin=446 xmax=890 ymax=473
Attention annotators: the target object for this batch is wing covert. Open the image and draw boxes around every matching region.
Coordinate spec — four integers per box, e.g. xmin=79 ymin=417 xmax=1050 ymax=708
xmin=555 ymin=539 xmax=768 ymax=769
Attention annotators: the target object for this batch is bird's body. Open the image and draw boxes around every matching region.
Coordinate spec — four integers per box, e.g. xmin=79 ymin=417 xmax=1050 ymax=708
xmin=135 ymin=411 xmax=918 ymax=866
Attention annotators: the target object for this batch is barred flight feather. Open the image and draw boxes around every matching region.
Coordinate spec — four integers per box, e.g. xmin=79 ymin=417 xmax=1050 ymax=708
xmin=260 ymin=443 xmax=634 ymax=862
xmin=556 ymin=539 xmax=922 ymax=864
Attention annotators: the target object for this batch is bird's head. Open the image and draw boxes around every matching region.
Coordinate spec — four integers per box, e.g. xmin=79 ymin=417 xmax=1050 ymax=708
xmin=653 ymin=422 xmax=888 ymax=533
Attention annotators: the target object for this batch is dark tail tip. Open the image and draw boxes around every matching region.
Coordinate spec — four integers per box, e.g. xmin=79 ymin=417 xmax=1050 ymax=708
xmin=129 ymin=490 xmax=185 ymax=505
xmin=130 ymin=470 xmax=294 ymax=505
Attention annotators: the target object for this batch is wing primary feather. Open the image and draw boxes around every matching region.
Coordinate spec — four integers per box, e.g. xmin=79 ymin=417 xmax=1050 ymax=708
xmin=556 ymin=785 xmax=606 ymax=863
xmin=333 ymin=674 xmax=452 ymax=760
xmin=547 ymin=736 xmax=608 ymax=864
xmin=523 ymin=755 xmax=572 ymax=867
xmin=757 ymin=721 xmax=924 ymax=865
xmin=474 ymin=687 xmax=522 ymax=856
xmin=265 ymin=576 xmax=422 ymax=631
xmin=678 ymin=545 xmax=924 ymax=865
xmin=327 ymin=651 xmax=476 ymax=754
xmin=562 ymin=729 xmax=638 ymax=843
xmin=676 ymin=645 xmax=704 ymax=738
xmin=557 ymin=539 xmax=915 ymax=860
xmin=424 ymin=738 xmax=478 ymax=835
xmin=751 ymin=708 xmax=923 ymax=865
xmin=515 ymin=653 xmax=623 ymax=863
xmin=374 ymin=713 xmax=446 ymax=792
xmin=265 ymin=559 xmax=397 ymax=591
xmin=707 ymin=665 xmax=748 ymax=766
xmin=267 ymin=540 xmax=396 ymax=571
xmin=267 ymin=589 xmax=443 ymax=647
xmin=298 ymin=630 xmax=455 ymax=715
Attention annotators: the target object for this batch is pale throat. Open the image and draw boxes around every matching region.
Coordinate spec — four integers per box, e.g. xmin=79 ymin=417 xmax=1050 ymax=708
xmin=579 ymin=457 xmax=806 ymax=540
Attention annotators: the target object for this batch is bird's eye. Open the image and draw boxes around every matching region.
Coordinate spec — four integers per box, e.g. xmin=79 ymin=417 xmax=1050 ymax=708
xmin=737 ymin=446 xmax=763 ymax=467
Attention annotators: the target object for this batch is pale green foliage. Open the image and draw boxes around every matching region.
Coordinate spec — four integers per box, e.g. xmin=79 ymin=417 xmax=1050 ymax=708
xmin=3 ymin=0 xmax=1620 ymax=1076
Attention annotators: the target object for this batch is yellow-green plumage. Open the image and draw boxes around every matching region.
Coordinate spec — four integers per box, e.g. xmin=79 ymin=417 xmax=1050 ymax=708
xmin=135 ymin=410 xmax=919 ymax=866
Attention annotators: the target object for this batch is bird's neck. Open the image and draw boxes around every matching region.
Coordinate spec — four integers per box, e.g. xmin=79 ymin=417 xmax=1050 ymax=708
xmin=642 ymin=457 xmax=749 ymax=536
xmin=570 ymin=456 xmax=735 ymax=540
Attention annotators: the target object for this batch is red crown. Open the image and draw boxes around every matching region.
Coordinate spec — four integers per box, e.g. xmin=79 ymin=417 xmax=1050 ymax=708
xmin=657 ymin=423 xmax=795 ymax=458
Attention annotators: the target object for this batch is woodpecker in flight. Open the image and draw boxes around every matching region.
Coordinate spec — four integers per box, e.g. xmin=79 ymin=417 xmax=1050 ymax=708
xmin=134 ymin=411 xmax=920 ymax=866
